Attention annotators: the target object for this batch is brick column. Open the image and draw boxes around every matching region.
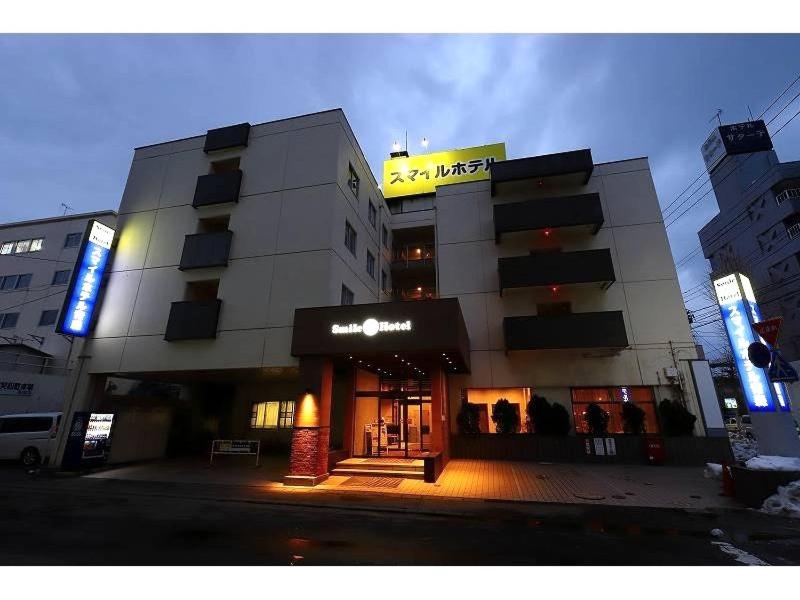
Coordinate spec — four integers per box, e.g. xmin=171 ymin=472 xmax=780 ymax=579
xmin=284 ymin=357 xmax=333 ymax=486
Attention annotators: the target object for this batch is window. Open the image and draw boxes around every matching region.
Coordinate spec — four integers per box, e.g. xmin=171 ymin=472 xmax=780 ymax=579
xmin=0 ymin=274 xmax=31 ymax=290
xmin=368 ymin=199 xmax=377 ymax=228
xmin=537 ymin=302 xmax=572 ymax=316
xmin=64 ymin=233 xmax=82 ymax=248
xmin=571 ymin=387 xmax=660 ymax=434
xmin=344 ymin=220 xmax=357 ymax=256
xmin=366 ymin=250 xmax=375 ymax=278
xmin=341 ymin=284 xmax=354 ymax=305
xmin=2 ymin=238 xmax=44 ymax=254
xmin=38 ymin=310 xmax=59 ymax=327
xmin=52 ymin=270 xmax=71 ymax=285
xmin=0 ymin=416 xmax=53 ymax=434
xmin=250 ymin=400 xmax=295 ymax=429
xmin=0 ymin=312 xmax=19 ymax=329
xmin=348 ymin=164 xmax=360 ymax=198
xmin=381 ymin=269 xmax=388 ymax=293
xmin=382 ymin=225 xmax=389 ymax=249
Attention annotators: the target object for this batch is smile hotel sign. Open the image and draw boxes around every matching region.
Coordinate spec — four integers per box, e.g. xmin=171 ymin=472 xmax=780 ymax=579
xmin=382 ymin=143 xmax=506 ymax=199
xmin=332 ymin=319 xmax=412 ymax=336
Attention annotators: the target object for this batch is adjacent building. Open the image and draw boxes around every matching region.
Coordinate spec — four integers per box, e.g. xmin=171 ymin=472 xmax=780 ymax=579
xmin=0 ymin=211 xmax=116 ymax=414
xmin=698 ymin=119 xmax=800 ymax=420
xmin=54 ymin=109 xmax=724 ymax=482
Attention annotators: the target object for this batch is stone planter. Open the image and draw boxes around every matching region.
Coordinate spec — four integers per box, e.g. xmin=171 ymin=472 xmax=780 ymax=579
xmin=732 ymin=466 xmax=800 ymax=508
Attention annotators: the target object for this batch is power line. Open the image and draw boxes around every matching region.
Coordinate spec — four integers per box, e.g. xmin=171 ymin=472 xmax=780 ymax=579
xmin=0 ymin=289 xmax=66 ymax=313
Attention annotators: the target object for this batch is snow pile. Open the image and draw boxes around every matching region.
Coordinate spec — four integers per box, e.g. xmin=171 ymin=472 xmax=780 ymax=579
xmin=729 ymin=433 xmax=759 ymax=463
xmin=704 ymin=463 xmax=723 ymax=479
xmin=745 ymin=455 xmax=800 ymax=472
xmin=760 ymin=479 xmax=800 ymax=519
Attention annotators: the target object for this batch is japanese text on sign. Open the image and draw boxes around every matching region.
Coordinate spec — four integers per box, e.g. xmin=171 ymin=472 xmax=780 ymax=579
xmin=382 ymin=143 xmax=506 ymax=198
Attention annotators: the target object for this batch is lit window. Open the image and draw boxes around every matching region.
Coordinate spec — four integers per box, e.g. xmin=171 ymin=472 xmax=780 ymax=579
xmin=29 ymin=238 xmax=43 ymax=252
xmin=14 ymin=240 xmax=31 ymax=253
xmin=250 ymin=400 xmax=295 ymax=429
xmin=366 ymin=250 xmax=375 ymax=278
xmin=0 ymin=243 xmax=13 ymax=255
xmin=368 ymin=200 xmax=377 ymax=228
xmin=64 ymin=233 xmax=82 ymax=248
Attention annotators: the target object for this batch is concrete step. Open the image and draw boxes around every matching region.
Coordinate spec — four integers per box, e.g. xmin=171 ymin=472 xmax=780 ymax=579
xmin=335 ymin=458 xmax=424 ymax=472
xmin=331 ymin=468 xmax=425 ymax=480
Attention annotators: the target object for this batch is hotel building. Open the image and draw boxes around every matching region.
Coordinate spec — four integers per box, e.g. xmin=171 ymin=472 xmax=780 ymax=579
xmin=54 ymin=109 xmax=727 ymax=482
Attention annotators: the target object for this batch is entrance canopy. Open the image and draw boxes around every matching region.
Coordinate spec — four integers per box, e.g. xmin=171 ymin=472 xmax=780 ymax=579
xmin=291 ymin=298 xmax=470 ymax=375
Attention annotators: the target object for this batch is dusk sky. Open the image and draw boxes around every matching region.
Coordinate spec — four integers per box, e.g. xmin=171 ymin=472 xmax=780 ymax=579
xmin=2 ymin=34 xmax=799 ymax=316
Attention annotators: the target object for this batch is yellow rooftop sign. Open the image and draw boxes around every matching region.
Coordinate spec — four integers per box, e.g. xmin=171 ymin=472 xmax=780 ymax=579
xmin=382 ymin=142 xmax=506 ymax=199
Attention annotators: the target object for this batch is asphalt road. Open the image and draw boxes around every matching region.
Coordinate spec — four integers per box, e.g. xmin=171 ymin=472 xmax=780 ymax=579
xmin=0 ymin=466 xmax=798 ymax=566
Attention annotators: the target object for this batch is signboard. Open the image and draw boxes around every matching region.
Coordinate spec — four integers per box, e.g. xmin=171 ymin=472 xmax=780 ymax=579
xmin=331 ymin=318 xmax=412 ymax=337
xmin=714 ymin=273 xmax=776 ymax=412
xmin=210 ymin=439 xmax=260 ymax=466
xmin=61 ymin=411 xmax=115 ymax=469
xmin=769 ymin=350 xmax=798 ymax=383
xmin=724 ymin=398 xmax=738 ymax=410
xmin=753 ymin=316 xmax=782 ymax=347
xmin=748 ymin=342 xmax=771 ymax=368
xmin=719 ymin=120 xmax=773 ymax=156
xmin=382 ymin=142 xmax=506 ymax=199
xmin=0 ymin=381 xmax=33 ymax=396
xmin=56 ymin=220 xmax=116 ymax=337
xmin=701 ymin=128 xmax=726 ymax=172
xmin=82 ymin=413 xmax=114 ymax=460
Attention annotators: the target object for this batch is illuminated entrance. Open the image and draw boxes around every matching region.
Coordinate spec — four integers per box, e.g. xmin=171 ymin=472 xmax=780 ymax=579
xmin=353 ymin=376 xmax=432 ymax=458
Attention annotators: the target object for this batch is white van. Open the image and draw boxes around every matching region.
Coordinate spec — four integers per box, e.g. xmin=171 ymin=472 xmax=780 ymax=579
xmin=0 ymin=412 xmax=62 ymax=466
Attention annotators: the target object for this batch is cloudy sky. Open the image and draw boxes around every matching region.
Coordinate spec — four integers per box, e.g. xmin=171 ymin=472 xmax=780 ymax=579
xmin=1 ymin=34 xmax=799 ymax=316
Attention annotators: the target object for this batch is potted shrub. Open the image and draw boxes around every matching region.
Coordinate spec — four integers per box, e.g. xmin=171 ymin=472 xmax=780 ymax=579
xmin=455 ymin=400 xmax=482 ymax=434
xmin=658 ymin=398 xmax=696 ymax=436
xmin=583 ymin=402 xmax=609 ymax=435
xmin=526 ymin=395 xmax=571 ymax=435
xmin=550 ymin=402 xmax=572 ymax=436
xmin=621 ymin=402 xmax=646 ymax=434
xmin=491 ymin=398 xmax=520 ymax=434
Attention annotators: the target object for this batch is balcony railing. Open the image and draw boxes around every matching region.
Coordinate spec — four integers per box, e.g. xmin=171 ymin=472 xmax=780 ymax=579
xmin=787 ymin=222 xmax=800 ymax=240
xmin=164 ymin=299 xmax=221 ymax=341
xmin=498 ymin=248 xmax=615 ymax=294
xmin=392 ymin=243 xmax=436 ymax=268
xmin=179 ymin=230 xmax=233 ymax=270
xmin=494 ymin=193 xmax=604 ymax=242
xmin=776 ymin=188 xmax=800 ymax=206
xmin=192 ymin=170 xmax=243 ymax=208
xmin=503 ymin=311 xmax=628 ymax=351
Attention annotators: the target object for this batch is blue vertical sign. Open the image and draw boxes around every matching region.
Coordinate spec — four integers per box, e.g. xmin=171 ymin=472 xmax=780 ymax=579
xmin=739 ymin=274 xmax=792 ymax=412
xmin=56 ymin=220 xmax=115 ymax=337
xmin=714 ymin=273 xmax=776 ymax=412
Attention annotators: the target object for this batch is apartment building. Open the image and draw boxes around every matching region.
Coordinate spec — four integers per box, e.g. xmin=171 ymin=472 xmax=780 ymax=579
xmin=54 ymin=109 xmax=726 ymax=482
xmin=0 ymin=211 xmax=116 ymax=414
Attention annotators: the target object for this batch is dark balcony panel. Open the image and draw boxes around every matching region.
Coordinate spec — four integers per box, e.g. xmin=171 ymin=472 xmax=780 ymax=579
xmin=494 ymin=193 xmax=604 ymax=242
xmin=164 ymin=299 xmax=221 ymax=341
xmin=491 ymin=149 xmax=593 ymax=194
xmin=498 ymin=248 xmax=615 ymax=294
xmin=179 ymin=231 xmax=233 ymax=270
xmin=203 ymin=123 xmax=251 ymax=153
xmin=504 ymin=311 xmax=628 ymax=351
xmin=192 ymin=170 xmax=242 ymax=208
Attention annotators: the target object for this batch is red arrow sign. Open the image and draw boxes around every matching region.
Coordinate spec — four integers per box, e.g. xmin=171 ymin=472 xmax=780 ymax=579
xmin=753 ymin=317 xmax=783 ymax=347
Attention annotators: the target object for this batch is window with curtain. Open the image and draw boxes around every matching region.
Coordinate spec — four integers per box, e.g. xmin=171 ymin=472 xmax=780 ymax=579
xmin=250 ymin=400 xmax=295 ymax=429
xmin=571 ymin=386 xmax=659 ymax=434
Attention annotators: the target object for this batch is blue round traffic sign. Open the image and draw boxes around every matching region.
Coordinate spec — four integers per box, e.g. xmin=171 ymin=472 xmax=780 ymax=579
xmin=748 ymin=342 xmax=771 ymax=368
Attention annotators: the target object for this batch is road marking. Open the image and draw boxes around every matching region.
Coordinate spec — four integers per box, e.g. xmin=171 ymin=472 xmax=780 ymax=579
xmin=711 ymin=541 xmax=770 ymax=565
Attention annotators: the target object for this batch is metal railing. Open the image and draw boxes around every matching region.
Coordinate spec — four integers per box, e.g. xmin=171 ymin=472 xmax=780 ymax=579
xmin=392 ymin=287 xmax=437 ymax=301
xmin=0 ymin=349 xmax=72 ymax=376
xmin=776 ymin=188 xmax=800 ymax=206
xmin=392 ymin=243 xmax=435 ymax=267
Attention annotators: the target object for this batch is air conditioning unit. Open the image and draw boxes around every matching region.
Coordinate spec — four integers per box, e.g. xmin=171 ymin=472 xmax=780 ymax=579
xmin=664 ymin=366 xmax=679 ymax=379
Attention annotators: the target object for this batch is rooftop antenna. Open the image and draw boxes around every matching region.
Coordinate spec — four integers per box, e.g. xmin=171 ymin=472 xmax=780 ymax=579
xmin=709 ymin=108 xmax=723 ymax=127
xmin=60 ymin=202 xmax=72 ymax=216
xmin=747 ymin=104 xmax=754 ymax=121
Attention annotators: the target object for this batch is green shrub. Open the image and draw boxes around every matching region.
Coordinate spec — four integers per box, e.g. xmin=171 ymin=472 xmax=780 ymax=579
xmin=620 ymin=402 xmax=647 ymax=434
xmin=526 ymin=395 xmax=571 ymax=435
xmin=456 ymin=401 xmax=482 ymax=434
xmin=658 ymin=399 xmax=697 ymax=436
xmin=584 ymin=402 xmax=610 ymax=435
xmin=491 ymin=398 xmax=520 ymax=434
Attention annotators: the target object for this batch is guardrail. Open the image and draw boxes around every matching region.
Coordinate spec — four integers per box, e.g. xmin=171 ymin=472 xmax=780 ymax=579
xmin=776 ymin=188 xmax=800 ymax=206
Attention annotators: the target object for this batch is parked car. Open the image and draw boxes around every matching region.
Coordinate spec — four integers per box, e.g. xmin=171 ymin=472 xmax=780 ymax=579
xmin=0 ymin=412 xmax=62 ymax=466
